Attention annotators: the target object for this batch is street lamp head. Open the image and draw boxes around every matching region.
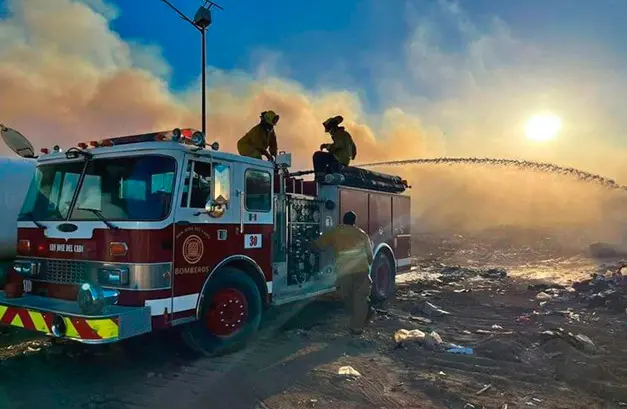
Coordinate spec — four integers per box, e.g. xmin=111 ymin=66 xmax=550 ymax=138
xmin=194 ymin=6 xmax=212 ymax=28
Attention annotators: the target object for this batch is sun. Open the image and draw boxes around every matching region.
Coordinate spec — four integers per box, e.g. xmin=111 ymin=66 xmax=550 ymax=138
xmin=525 ymin=114 xmax=562 ymax=142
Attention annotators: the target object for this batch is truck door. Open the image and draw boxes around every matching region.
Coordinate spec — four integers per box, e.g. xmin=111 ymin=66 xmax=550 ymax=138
xmin=171 ymin=154 xmax=235 ymax=325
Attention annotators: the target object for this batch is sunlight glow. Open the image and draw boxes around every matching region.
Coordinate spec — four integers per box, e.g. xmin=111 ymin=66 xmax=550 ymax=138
xmin=525 ymin=114 xmax=562 ymax=142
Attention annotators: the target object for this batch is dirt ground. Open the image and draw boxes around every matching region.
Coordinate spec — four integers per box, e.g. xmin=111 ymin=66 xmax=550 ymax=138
xmin=1 ymin=233 xmax=627 ymax=409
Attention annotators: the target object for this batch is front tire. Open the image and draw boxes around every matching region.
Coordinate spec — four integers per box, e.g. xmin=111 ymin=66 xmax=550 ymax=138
xmin=182 ymin=267 xmax=262 ymax=356
xmin=370 ymin=251 xmax=395 ymax=304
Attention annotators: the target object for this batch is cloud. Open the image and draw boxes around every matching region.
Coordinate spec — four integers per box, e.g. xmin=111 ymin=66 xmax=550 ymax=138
xmin=1 ymin=0 xmax=626 ymax=248
xmin=0 ymin=0 xmax=439 ymax=167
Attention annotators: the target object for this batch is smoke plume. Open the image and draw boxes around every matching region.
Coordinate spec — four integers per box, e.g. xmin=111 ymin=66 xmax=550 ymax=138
xmin=2 ymin=0 xmax=627 ymax=251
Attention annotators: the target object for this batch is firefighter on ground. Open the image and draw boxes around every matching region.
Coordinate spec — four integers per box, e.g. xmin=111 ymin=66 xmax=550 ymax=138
xmin=311 ymin=211 xmax=375 ymax=335
xmin=237 ymin=110 xmax=279 ymax=161
xmin=313 ymin=115 xmax=357 ymax=179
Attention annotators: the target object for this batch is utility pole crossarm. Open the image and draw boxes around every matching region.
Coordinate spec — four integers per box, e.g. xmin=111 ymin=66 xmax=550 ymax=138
xmin=159 ymin=0 xmax=202 ymax=30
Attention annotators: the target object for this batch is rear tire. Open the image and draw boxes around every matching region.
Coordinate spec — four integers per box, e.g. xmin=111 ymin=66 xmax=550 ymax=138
xmin=370 ymin=251 xmax=395 ymax=304
xmin=181 ymin=267 xmax=262 ymax=356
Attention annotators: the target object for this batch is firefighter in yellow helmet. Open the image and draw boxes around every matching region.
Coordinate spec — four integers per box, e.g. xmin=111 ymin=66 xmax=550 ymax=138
xmin=313 ymin=115 xmax=357 ymax=179
xmin=237 ymin=111 xmax=279 ymax=161
xmin=311 ymin=211 xmax=375 ymax=335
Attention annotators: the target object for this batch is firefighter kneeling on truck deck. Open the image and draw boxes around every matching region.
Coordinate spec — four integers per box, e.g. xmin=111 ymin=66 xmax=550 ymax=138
xmin=311 ymin=211 xmax=375 ymax=335
xmin=237 ymin=110 xmax=280 ymax=161
xmin=313 ymin=115 xmax=357 ymax=182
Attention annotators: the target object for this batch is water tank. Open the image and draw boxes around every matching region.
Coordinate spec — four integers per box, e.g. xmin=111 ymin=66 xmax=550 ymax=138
xmin=0 ymin=156 xmax=36 ymax=260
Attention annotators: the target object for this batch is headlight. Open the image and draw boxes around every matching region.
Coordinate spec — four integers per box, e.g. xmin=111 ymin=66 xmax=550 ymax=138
xmin=77 ymin=283 xmax=119 ymax=315
xmin=98 ymin=267 xmax=129 ymax=286
xmin=13 ymin=260 xmax=40 ymax=277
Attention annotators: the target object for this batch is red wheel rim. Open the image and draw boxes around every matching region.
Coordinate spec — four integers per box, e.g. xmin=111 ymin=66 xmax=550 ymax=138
xmin=376 ymin=261 xmax=390 ymax=295
xmin=205 ymin=288 xmax=248 ymax=337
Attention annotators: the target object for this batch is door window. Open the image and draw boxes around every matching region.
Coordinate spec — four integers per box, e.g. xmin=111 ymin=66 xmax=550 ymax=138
xmin=245 ymin=169 xmax=272 ymax=212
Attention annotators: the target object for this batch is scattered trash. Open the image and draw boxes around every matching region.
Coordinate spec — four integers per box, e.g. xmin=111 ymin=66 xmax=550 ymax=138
xmin=573 ymin=334 xmax=596 ymax=354
xmin=410 ymin=316 xmax=432 ymax=325
xmin=501 ymin=404 xmax=508 ymax=409
xmin=420 ymin=301 xmax=450 ymax=317
xmin=394 ymin=329 xmax=426 ymax=344
xmin=491 ymin=324 xmax=503 ymax=330
xmin=337 ymin=366 xmax=361 ymax=378
xmin=438 ymin=371 xmax=446 ymax=376
xmin=464 ymin=404 xmax=476 ymax=409
xmin=540 ymin=329 xmax=597 ymax=354
xmin=480 ymin=268 xmax=507 ymax=279
xmin=26 ymin=346 xmax=41 ymax=353
xmin=528 ymin=283 xmax=565 ymax=291
xmin=446 ymin=346 xmax=474 ymax=355
xmin=475 ymin=384 xmax=492 ymax=395
xmin=516 ymin=314 xmax=532 ymax=324
xmin=476 ymin=329 xmax=514 ymax=335
xmin=424 ymin=331 xmax=443 ymax=350
xmin=536 ymin=292 xmax=552 ymax=301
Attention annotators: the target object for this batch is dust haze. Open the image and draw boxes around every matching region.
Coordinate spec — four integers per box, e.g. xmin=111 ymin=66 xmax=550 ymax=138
xmin=1 ymin=0 xmax=627 ymax=251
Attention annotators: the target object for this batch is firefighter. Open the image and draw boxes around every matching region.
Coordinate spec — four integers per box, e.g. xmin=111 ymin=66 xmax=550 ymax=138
xmin=311 ymin=211 xmax=375 ymax=335
xmin=313 ymin=115 xmax=357 ymax=179
xmin=237 ymin=110 xmax=279 ymax=161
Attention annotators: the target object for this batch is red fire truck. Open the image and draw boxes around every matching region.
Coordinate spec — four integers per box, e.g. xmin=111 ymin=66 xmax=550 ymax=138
xmin=0 ymin=127 xmax=411 ymax=354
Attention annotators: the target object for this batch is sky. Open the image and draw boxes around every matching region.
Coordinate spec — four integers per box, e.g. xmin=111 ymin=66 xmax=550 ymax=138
xmin=2 ymin=0 xmax=627 ymax=242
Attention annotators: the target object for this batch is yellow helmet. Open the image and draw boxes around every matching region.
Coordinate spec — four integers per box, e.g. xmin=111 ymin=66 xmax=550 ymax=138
xmin=261 ymin=110 xmax=280 ymax=126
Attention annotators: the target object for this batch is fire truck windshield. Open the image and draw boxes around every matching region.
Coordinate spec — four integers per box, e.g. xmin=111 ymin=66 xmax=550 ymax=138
xmin=19 ymin=155 xmax=177 ymax=222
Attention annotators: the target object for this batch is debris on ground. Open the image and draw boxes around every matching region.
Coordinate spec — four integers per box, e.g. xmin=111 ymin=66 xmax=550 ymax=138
xmin=571 ymin=264 xmax=627 ymax=312
xmin=419 ymin=301 xmax=450 ymax=317
xmin=475 ymin=384 xmax=492 ymax=395
xmin=2 ymin=235 xmax=624 ymax=409
xmin=480 ymin=268 xmax=508 ymax=279
xmin=541 ymin=328 xmax=597 ymax=354
xmin=337 ymin=366 xmax=361 ymax=378
xmin=446 ymin=346 xmax=474 ymax=355
xmin=410 ymin=316 xmax=433 ymax=325
xmin=528 ymin=283 xmax=566 ymax=292
xmin=423 ymin=331 xmax=443 ymax=350
xmin=394 ymin=329 xmax=426 ymax=345
xmin=437 ymin=265 xmax=508 ymax=282
xmin=536 ymin=291 xmax=552 ymax=301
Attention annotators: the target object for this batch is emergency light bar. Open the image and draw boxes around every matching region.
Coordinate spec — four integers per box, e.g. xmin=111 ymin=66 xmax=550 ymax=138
xmin=38 ymin=128 xmax=219 ymax=156
xmin=74 ymin=128 xmax=211 ymax=149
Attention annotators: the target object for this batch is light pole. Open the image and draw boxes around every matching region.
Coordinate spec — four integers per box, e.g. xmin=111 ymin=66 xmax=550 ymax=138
xmin=159 ymin=0 xmax=223 ymax=136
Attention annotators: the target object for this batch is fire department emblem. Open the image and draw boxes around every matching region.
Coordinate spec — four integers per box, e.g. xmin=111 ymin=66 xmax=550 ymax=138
xmin=182 ymin=235 xmax=204 ymax=265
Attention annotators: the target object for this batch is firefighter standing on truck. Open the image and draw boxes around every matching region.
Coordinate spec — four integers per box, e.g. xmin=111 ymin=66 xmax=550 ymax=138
xmin=311 ymin=211 xmax=374 ymax=335
xmin=313 ymin=115 xmax=357 ymax=179
xmin=237 ymin=110 xmax=279 ymax=161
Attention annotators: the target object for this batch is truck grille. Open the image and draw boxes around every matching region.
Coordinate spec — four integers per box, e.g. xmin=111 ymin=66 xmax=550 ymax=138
xmin=44 ymin=260 xmax=88 ymax=284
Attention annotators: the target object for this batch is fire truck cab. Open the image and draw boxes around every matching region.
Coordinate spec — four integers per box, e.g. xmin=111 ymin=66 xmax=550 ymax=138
xmin=0 ymin=128 xmax=411 ymax=354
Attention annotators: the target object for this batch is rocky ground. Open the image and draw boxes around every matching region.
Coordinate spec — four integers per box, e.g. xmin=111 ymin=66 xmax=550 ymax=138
xmin=1 ymin=233 xmax=627 ymax=409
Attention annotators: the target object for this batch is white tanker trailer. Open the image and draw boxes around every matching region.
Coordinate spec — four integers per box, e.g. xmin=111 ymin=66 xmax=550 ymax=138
xmin=0 ymin=126 xmax=37 ymax=283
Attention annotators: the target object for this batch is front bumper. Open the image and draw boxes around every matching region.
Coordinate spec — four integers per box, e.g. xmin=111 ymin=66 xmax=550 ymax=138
xmin=0 ymin=291 xmax=152 ymax=344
